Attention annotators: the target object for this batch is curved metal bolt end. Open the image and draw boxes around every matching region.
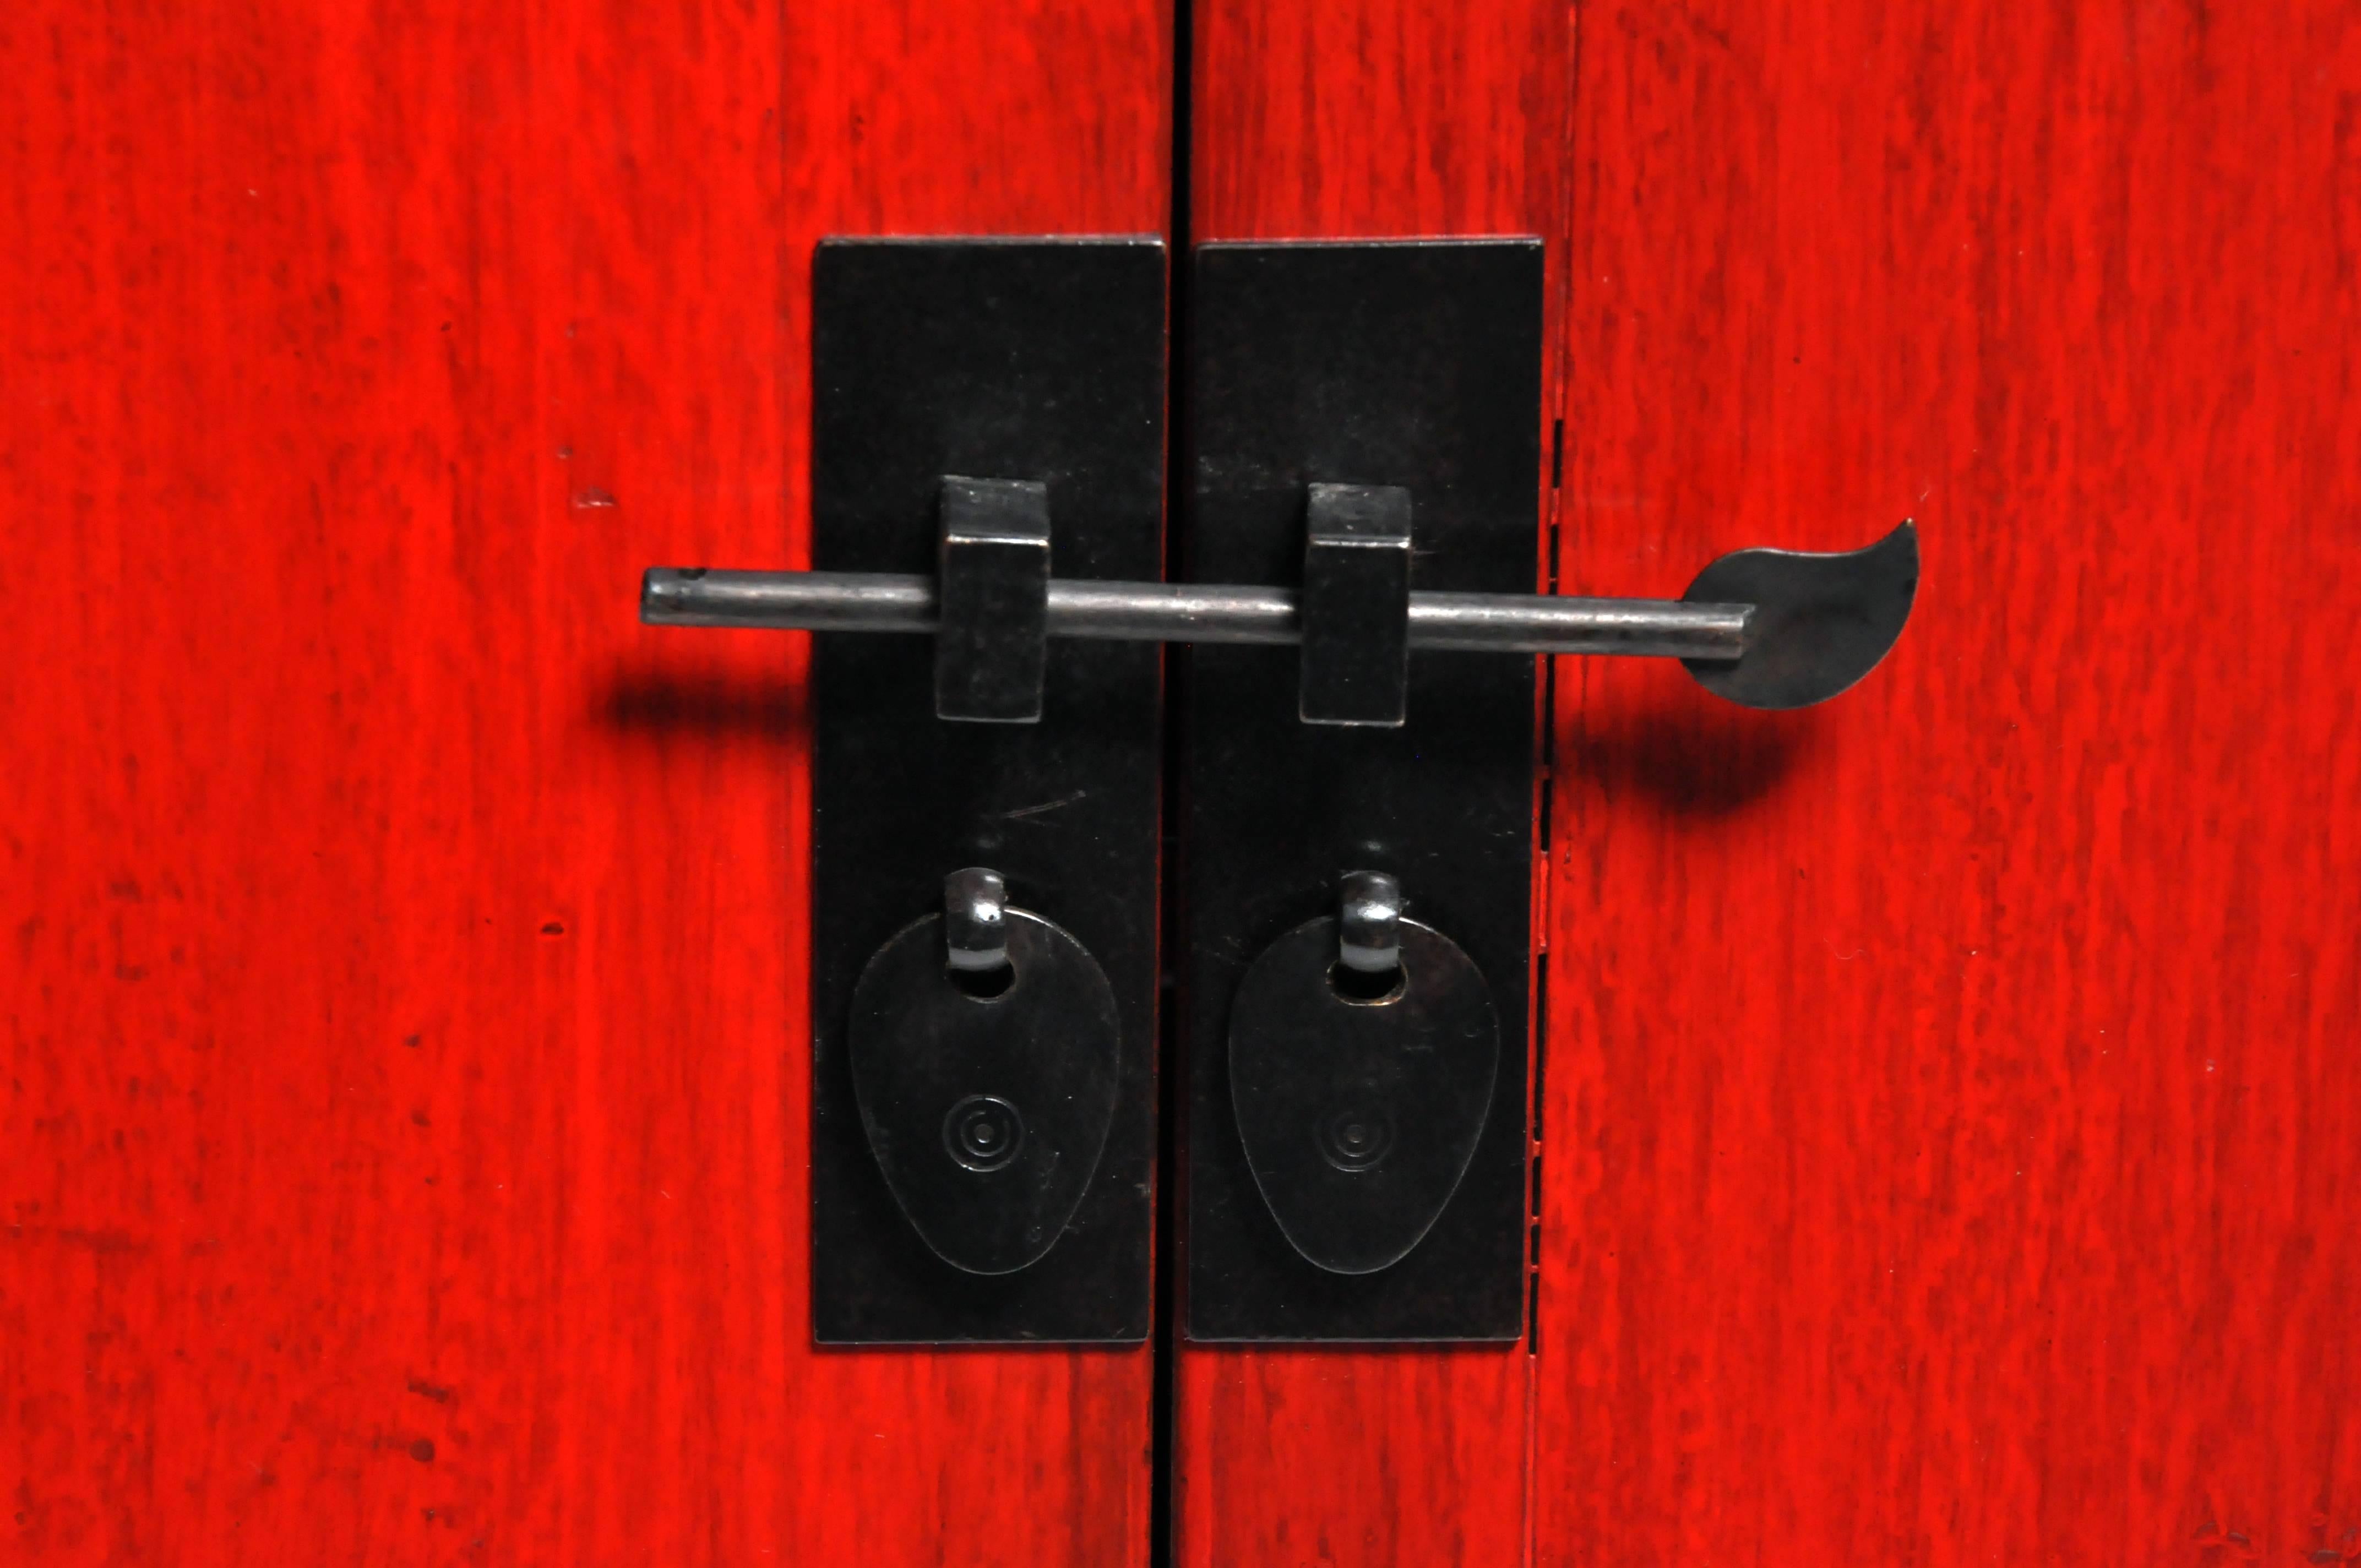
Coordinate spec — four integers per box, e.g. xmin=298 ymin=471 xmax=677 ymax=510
xmin=1337 ymin=870 xmax=1405 ymax=974
xmin=1681 ymin=521 xmax=1921 ymax=710
xmin=944 ymin=867 xmax=1009 ymax=974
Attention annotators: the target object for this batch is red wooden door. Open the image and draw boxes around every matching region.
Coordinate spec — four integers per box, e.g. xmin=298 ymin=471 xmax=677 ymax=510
xmin=1176 ymin=1 xmax=2361 ymax=1564
xmin=1535 ymin=4 xmax=2361 ymax=1560
xmin=1 ymin=1 xmax=1168 ymax=1562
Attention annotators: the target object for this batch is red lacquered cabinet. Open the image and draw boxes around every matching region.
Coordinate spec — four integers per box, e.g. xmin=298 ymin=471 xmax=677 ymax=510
xmin=4 ymin=1 xmax=2355 ymax=1563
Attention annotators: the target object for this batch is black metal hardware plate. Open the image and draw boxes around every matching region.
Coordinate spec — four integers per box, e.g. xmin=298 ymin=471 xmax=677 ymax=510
xmin=1183 ymin=239 xmax=1542 ymax=1342
xmin=811 ymin=238 xmax=1165 ymax=1343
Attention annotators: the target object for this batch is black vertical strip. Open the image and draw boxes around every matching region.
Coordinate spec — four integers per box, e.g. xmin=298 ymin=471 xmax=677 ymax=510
xmin=1526 ymin=327 xmax=1559 ymax=1362
xmin=1531 ymin=416 xmax=1562 ymax=1355
xmin=1147 ymin=0 xmax=1193 ymax=1560
xmin=1531 ymin=961 xmax=1551 ymax=1152
xmin=809 ymin=242 xmax=1166 ymax=1343
xmin=1184 ymin=243 xmax=1540 ymax=1341
xmin=1529 ymin=666 xmax=1554 ymax=1362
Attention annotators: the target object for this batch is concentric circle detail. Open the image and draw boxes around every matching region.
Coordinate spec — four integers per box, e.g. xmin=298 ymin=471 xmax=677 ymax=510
xmin=943 ymin=1095 xmax=1025 ymax=1173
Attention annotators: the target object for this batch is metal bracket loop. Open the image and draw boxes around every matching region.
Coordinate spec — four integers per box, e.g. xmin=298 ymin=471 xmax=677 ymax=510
xmin=1337 ymin=870 xmax=1404 ymax=976
xmin=943 ymin=867 xmax=1010 ymax=974
xmin=935 ymin=477 xmax=1051 ymax=723
xmin=1301 ymin=485 xmax=1413 ymax=727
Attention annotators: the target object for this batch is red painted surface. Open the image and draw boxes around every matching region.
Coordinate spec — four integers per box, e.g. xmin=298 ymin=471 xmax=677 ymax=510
xmin=9 ymin=0 xmax=2357 ymax=1561
xmin=0 ymin=1 xmax=1168 ymax=1561
xmin=1180 ymin=2 xmax=2359 ymax=1562
xmin=1538 ymin=3 xmax=2361 ymax=1564
xmin=1174 ymin=2 xmax=1570 ymax=1564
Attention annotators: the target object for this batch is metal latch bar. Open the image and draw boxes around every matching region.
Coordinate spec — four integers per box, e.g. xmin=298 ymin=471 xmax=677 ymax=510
xmin=640 ymin=565 xmax=1751 ymax=660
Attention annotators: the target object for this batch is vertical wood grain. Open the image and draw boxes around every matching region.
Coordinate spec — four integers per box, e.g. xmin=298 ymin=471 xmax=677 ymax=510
xmin=1177 ymin=2 xmax=1571 ymax=1563
xmin=1537 ymin=2 xmax=2361 ymax=1562
xmin=0 ymin=0 xmax=1167 ymax=1561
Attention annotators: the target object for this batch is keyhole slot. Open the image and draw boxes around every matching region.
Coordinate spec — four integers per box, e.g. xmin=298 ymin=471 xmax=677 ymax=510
xmin=1328 ymin=959 xmax=1407 ymax=1005
xmin=950 ymin=959 xmax=1018 ymax=1000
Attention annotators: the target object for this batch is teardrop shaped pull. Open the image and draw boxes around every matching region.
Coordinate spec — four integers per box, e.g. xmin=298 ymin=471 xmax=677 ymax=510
xmin=847 ymin=870 xmax=1121 ymax=1276
xmin=1228 ymin=875 xmax=1500 ymax=1276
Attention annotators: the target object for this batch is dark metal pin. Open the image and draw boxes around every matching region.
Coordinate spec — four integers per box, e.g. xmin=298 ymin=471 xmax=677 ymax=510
xmin=1337 ymin=870 xmax=1404 ymax=976
xmin=943 ymin=867 xmax=1009 ymax=974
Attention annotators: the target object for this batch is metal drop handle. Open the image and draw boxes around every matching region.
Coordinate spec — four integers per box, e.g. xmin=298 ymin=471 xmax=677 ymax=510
xmin=640 ymin=478 xmax=1919 ymax=722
